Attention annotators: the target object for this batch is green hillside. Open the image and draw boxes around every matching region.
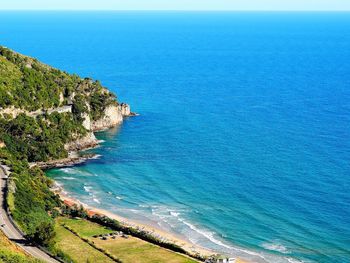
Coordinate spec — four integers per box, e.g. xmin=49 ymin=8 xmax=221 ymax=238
xmin=0 ymin=46 xmax=119 ymax=257
xmin=0 ymin=47 xmax=204 ymax=263
xmin=0 ymin=46 xmax=117 ymax=162
xmin=0 ymin=46 xmax=116 ymax=113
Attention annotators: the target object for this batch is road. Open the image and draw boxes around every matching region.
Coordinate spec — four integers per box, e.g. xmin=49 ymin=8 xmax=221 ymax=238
xmin=0 ymin=165 xmax=60 ymax=263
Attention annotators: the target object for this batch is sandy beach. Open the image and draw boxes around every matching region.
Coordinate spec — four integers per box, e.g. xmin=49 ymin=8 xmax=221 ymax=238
xmin=58 ymin=193 xmax=213 ymax=256
xmin=57 ymin=192 xmax=248 ymax=263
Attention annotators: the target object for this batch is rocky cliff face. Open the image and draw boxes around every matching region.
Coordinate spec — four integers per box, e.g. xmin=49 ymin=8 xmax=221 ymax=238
xmin=82 ymin=112 xmax=91 ymax=131
xmin=91 ymin=105 xmax=123 ymax=131
xmin=120 ymin=103 xmax=131 ymax=116
xmin=64 ymin=132 xmax=99 ymax=152
xmin=65 ymin=103 xmax=133 ymax=151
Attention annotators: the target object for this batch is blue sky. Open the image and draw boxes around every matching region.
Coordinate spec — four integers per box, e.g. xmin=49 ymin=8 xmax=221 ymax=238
xmin=1 ymin=0 xmax=350 ymax=11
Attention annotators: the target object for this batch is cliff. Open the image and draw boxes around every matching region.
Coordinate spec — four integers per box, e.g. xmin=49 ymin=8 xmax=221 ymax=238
xmin=0 ymin=46 xmax=135 ymax=162
xmin=64 ymin=132 xmax=99 ymax=152
xmin=91 ymin=105 xmax=123 ymax=131
xmin=90 ymin=103 xmax=133 ymax=131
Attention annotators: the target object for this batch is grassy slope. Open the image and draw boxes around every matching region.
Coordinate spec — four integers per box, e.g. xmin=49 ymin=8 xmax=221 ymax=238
xmin=54 ymin=223 xmax=114 ymax=263
xmin=57 ymin=217 xmax=198 ymax=263
xmin=58 ymin=217 xmax=112 ymax=237
xmin=0 ymin=56 xmax=22 ymax=91
xmin=0 ymin=230 xmax=41 ymax=263
xmin=0 ymin=229 xmax=27 ymax=255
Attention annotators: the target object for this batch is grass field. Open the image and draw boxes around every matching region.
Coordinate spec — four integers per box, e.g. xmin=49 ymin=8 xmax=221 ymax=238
xmin=54 ymin=221 xmax=114 ymax=263
xmin=93 ymin=235 xmax=198 ymax=263
xmin=57 ymin=217 xmax=198 ymax=263
xmin=58 ymin=217 xmax=112 ymax=237
xmin=0 ymin=229 xmax=26 ymax=255
xmin=0 ymin=229 xmax=40 ymax=263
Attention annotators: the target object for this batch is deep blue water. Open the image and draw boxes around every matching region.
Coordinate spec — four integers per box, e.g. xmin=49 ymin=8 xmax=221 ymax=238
xmin=1 ymin=12 xmax=350 ymax=263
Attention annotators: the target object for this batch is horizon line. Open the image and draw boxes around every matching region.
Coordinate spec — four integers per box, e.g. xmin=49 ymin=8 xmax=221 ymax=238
xmin=0 ymin=9 xmax=350 ymax=12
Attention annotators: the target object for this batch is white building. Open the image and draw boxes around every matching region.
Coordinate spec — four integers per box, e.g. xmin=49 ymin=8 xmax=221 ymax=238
xmin=216 ymin=257 xmax=236 ymax=263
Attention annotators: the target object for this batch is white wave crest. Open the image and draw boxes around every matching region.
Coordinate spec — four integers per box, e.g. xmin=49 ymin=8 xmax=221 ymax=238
xmin=59 ymin=168 xmax=76 ymax=174
xmin=286 ymin=258 xmax=305 ymax=263
xmin=176 ymin=216 xmax=267 ymax=260
xmin=170 ymin=211 xmax=180 ymax=217
xmin=91 ymin=154 xmax=102 ymax=159
xmin=62 ymin=176 xmax=76 ymax=180
xmin=178 ymin=217 xmax=233 ymax=249
xmin=83 ymin=185 xmax=93 ymax=193
xmin=262 ymin=242 xmax=289 ymax=254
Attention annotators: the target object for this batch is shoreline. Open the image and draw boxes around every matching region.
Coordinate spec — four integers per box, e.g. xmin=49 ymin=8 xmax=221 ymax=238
xmin=56 ymin=190 xmax=215 ymax=258
xmin=43 ymin=126 xmax=248 ymax=263
xmin=31 ymin=142 xmax=104 ymax=170
xmin=54 ymin=188 xmax=249 ymax=263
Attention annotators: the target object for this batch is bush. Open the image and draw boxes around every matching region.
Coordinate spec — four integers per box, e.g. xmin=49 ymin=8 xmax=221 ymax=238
xmin=0 ymin=249 xmax=40 ymax=263
xmin=28 ymin=220 xmax=56 ymax=247
xmin=0 ymin=153 xmax=61 ymax=248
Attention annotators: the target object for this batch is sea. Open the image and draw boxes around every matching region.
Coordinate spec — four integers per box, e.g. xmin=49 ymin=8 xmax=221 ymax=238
xmin=1 ymin=11 xmax=349 ymax=263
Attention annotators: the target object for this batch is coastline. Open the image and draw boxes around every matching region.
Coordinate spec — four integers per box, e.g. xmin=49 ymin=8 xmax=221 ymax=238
xmin=42 ymin=145 xmax=252 ymax=262
xmin=56 ymin=190 xmax=214 ymax=258
xmin=52 ymin=186 xmax=249 ymax=263
xmin=32 ymin=151 xmax=100 ymax=170
xmin=42 ymin=115 xmax=247 ymax=263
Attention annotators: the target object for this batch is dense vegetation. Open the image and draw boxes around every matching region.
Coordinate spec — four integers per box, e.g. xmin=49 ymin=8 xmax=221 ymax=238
xmin=0 ymin=46 xmax=118 ymax=162
xmin=0 ymin=149 xmax=60 ymax=246
xmin=0 ymin=46 xmax=117 ymax=117
xmin=0 ymin=113 xmax=86 ymax=162
xmin=0 ymin=250 xmax=40 ymax=263
xmin=0 ymin=47 xmax=118 ymax=253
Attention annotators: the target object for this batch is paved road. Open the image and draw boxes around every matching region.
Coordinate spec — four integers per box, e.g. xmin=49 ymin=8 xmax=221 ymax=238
xmin=0 ymin=165 xmax=60 ymax=263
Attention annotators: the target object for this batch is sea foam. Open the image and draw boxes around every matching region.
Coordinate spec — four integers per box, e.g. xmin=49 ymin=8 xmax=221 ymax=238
xmin=262 ymin=242 xmax=290 ymax=254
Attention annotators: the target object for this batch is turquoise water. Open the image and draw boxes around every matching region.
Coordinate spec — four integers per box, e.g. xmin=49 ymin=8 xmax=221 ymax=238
xmin=1 ymin=12 xmax=350 ymax=263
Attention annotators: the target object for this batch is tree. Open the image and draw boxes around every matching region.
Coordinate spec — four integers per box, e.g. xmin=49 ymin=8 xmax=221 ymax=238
xmin=30 ymin=220 xmax=56 ymax=246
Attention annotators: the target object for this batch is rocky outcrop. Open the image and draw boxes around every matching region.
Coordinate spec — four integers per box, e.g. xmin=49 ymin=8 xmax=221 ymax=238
xmin=91 ymin=105 xmax=123 ymax=131
xmin=90 ymin=103 xmax=135 ymax=131
xmin=0 ymin=106 xmax=31 ymax=118
xmin=120 ymin=103 xmax=131 ymax=116
xmin=82 ymin=112 xmax=91 ymax=131
xmin=64 ymin=132 xmax=98 ymax=152
xmin=34 ymin=153 xmax=97 ymax=170
xmin=59 ymin=92 xmax=64 ymax=104
xmin=64 ymin=103 xmax=134 ymax=150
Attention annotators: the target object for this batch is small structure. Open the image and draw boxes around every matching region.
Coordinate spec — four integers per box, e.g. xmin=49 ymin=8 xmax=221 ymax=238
xmin=216 ymin=256 xmax=236 ymax=263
